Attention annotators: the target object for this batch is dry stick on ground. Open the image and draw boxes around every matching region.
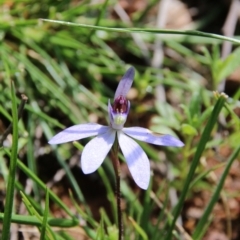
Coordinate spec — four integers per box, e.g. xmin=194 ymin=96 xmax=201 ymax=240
xmin=151 ymin=0 xmax=169 ymax=102
xmin=114 ymin=3 xmax=151 ymax=64
xmin=150 ymin=191 xmax=193 ymax=240
xmin=219 ymin=0 xmax=240 ymax=92
xmin=0 ymin=94 xmax=28 ymax=147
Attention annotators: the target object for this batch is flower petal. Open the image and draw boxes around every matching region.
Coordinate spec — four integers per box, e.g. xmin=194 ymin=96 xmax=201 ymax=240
xmin=123 ymin=127 xmax=184 ymax=147
xmin=81 ymin=129 xmax=116 ymax=174
xmin=118 ymin=131 xmax=150 ymax=189
xmin=48 ymin=123 xmax=109 ymax=144
xmin=114 ymin=67 xmax=135 ymax=100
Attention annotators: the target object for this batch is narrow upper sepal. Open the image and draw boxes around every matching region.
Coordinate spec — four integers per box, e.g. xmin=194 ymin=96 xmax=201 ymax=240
xmin=117 ymin=131 xmax=150 ymax=189
xmin=48 ymin=123 xmax=108 ymax=144
xmin=122 ymin=127 xmax=184 ymax=147
xmin=114 ymin=67 xmax=135 ymax=100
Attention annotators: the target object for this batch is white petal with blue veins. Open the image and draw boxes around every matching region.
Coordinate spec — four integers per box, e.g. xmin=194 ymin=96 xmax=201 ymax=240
xmin=81 ymin=128 xmax=116 ymax=174
xmin=48 ymin=123 xmax=109 ymax=144
xmin=122 ymin=127 xmax=184 ymax=147
xmin=118 ymin=131 xmax=150 ymax=190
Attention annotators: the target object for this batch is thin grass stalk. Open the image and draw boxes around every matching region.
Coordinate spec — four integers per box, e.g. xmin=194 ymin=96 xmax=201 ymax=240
xmin=41 ymin=19 xmax=240 ymax=44
xmin=40 ymin=188 xmax=49 ymax=240
xmin=165 ymin=95 xmax=226 ymax=240
xmin=2 ymin=81 xmax=18 ymax=239
xmin=0 ymin=213 xmax=78 ymax=227
xmin=193 ymin=145 xmax=240 ymax=239
xmin=140 ymin=182 xmax=151 ymax=227
xmin=0 ymin=93 xmax=27 ymax=146
xmin=27 ymin=116 xmax=40 ymax=200
xmin=111 ymin=142 xmax=123 ymax=240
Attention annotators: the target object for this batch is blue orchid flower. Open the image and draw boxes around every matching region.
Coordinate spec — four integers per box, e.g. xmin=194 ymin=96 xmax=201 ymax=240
xmin=49 ymin=67 xmax=184 ymax=189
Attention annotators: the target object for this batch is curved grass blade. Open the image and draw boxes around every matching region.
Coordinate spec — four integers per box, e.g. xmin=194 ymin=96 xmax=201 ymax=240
xmin=41 ymin=19 xmax=240 ymax=45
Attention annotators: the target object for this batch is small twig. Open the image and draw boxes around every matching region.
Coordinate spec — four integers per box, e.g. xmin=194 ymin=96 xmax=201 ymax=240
xmin=219 ymin=0 xmax=240 ymax=92
xmin=150 ymin=191 xmax=193 ymax=240
xmin=151 ymin=0 xmax=170 ymax=102
xmin=114 ymin=3 xmax=150 ymax=64
xmin=0 ymin=94 xmax=28 ymax=146
xmin=151 ymin=0 xmax=169 ymax=68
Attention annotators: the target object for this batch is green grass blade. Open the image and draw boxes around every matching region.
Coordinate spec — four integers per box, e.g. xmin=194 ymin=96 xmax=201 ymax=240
xmin=0 ymin=213 xmax=78 ymax=227
xmin=98 ymin=166 xmax=117 ymax=223
xmin=140 ymin=178 xmax=152 ymax=231
xmin=193 ymin=145 xmax=240 ymax=239
xmin=40 ymin=188 xmax=50 ymax=240
xmin=27 ymin=115 xmax=40 ymax=200
xmin=129 ymin=216 xmax=148 ymax=240
xmin=20 ymin=191 xmax=56 ymax=240
xmin=165 ymin=94 xmax=227 ymax=240
xmin=152 ymin=191 xmax=170 ymax=240
xmin=99 ymin=207 xmax=112 ymax=226
xmin=2 ymin=81 xmax=19 ymax=239
xmin=41 ymin=19 xmax=240 ymax=44
xmin=189 ymin=162 xmax=226 ymax=189
xmin=215 ymin=47 xmax=240 ymax=83
xmin=4 ymin=149 xmax=75 ymax=219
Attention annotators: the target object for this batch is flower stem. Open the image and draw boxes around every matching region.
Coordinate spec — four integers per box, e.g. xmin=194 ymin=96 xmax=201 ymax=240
xmin=111 ymin=142 xmax=123 ymax=240
xmin=116 ymin=160 xmax=123 ymax=240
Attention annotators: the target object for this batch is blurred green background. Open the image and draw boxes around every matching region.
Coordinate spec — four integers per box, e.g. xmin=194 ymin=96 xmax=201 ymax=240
xmin=0 ymin=0 xmax=240 ymax=239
